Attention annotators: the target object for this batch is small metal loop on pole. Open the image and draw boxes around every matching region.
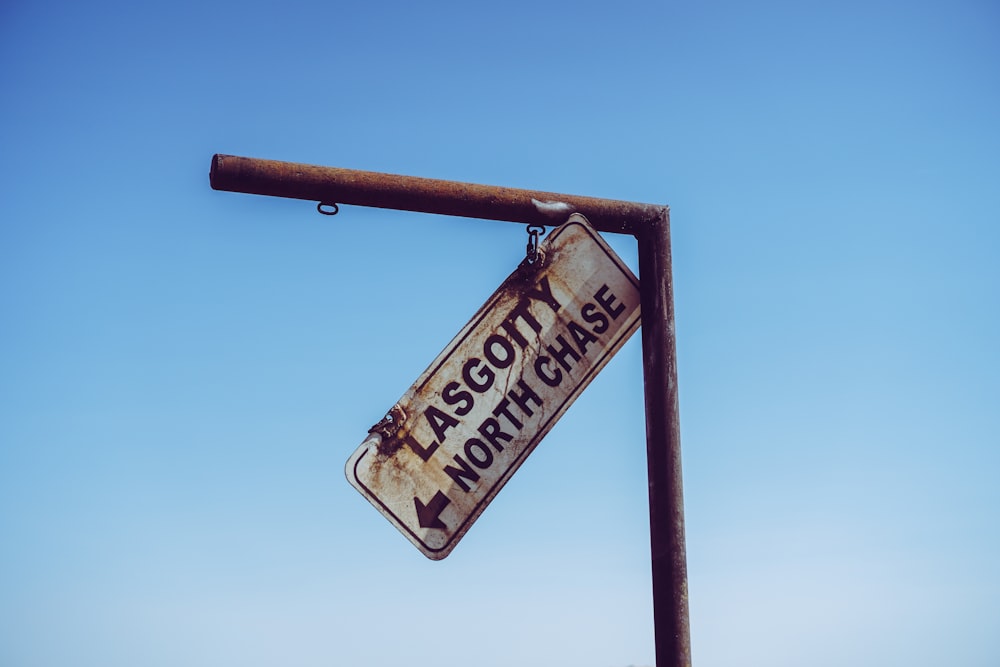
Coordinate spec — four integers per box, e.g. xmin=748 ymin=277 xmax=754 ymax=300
xmin=317 ymin=201 xmax=340 ymax=216
xmin=525 ymin=224 xmax=546 ymax=264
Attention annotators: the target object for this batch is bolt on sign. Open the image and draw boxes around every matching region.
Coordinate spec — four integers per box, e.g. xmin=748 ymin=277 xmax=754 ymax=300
xmin=346 ymin=214 xmax=640 ymax=559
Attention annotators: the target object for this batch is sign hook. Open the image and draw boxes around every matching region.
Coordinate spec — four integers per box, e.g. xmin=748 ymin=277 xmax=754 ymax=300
xmin=317 ymin=201 xmax=340 ymax=216
xmin=526 ymin=224 xmax=546 ymax=264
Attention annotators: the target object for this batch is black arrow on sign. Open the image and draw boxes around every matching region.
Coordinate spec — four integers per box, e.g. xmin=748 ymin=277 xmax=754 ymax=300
xmin=414 ymin=491 xmax=450 ymax=530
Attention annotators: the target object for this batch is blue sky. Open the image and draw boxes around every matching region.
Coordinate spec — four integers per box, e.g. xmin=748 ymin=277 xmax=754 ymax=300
xmin=2 ymin=1 xmax=998 ymax=666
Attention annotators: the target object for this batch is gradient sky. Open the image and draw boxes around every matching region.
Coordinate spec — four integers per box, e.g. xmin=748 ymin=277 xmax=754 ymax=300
xmin=2 ymin=1 xmax=998 ymax=666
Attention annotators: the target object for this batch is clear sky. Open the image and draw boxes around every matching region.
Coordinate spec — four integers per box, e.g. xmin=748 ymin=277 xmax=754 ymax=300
xmin=1 ymin=1 xmax=998 ymax=666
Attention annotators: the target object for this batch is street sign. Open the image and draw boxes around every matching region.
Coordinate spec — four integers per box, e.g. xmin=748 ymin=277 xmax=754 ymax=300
xmin=346 ymin=214 xmax=641 ymax=559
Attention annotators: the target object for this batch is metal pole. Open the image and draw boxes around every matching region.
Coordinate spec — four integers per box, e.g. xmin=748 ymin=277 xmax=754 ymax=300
xmin=210 ymin=154 xmax=663 ymax=235
xmin=209 ymin=154 xmax=691 ymax=666
xmin=637 ymin=209 xmax=691 ymax=667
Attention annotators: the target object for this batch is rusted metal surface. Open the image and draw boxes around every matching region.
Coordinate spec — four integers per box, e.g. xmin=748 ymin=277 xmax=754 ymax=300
xmin=346 ymin=215 xmax=641 ymax=559
xmin=210 ymin=154 xmax=664 ymax=235
xmin=638 ymin=209 xmax=691 ymax=667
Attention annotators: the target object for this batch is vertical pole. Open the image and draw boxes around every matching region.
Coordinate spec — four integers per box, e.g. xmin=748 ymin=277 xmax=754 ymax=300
xmin=637 ymin=208 xmax=691 ymax=667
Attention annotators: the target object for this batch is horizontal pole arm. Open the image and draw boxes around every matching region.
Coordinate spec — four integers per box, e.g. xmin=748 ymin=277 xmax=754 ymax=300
xmin=210 ymin=154 xmax=665 ymax=235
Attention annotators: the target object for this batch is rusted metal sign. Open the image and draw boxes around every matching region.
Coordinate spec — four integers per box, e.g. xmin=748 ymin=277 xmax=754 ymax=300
xmin=346 ymin=214 xmax=640 ymax=559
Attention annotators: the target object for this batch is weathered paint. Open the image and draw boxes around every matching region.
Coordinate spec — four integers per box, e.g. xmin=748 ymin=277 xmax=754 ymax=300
xmin=345 ymin=214 xmax=640 ymax=559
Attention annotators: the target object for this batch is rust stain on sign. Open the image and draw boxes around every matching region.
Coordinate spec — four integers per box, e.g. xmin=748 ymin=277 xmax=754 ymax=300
xmin=346 ymin=214 xmax=640 ymax=559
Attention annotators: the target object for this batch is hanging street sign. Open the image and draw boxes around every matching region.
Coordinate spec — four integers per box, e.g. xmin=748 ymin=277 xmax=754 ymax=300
xmin=346 ymin=214 xmax=641 ymax=559
xmin=212 ymin=154 xmax=689 ymax=663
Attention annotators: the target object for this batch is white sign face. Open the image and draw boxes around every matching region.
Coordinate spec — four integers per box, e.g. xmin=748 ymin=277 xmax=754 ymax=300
xmin=346 ymin=214 xmax=641 ymax=559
